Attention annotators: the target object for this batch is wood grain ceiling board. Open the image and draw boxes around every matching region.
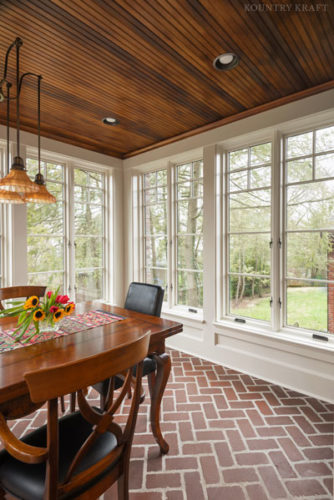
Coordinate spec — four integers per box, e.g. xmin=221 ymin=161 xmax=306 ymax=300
xmin=0 ymin=0 xmax=333 ymax=159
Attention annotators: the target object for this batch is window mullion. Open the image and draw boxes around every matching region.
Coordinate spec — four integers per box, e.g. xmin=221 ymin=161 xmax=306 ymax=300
xmin=66 ymin=162 xmax=74 ymax=297
xmin=167 ymin=162 xmax=173 ymax=309
xmin=272 ymin=130 xmax=282 ymax=331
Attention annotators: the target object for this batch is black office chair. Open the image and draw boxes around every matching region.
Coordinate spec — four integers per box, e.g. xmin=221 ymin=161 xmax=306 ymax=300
xmin=93 ymin=282 xmax=164 ymax=432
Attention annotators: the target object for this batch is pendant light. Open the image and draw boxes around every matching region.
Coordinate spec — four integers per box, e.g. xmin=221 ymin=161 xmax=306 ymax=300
xmin=24 ymin=76 xmax=56 ymax=204
xmin=0 ymin=81 xmax=24 ymax=204
xmin=0 ymin=38 xmax=38 ymax=195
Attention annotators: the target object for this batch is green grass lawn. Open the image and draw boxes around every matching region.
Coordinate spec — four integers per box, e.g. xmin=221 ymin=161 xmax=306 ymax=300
xmin=231 ymin=287 xmax=328 ymax=332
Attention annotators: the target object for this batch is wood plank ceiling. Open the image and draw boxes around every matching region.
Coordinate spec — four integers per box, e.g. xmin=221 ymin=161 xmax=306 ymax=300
xmin=0 ymin=0 xmax=333 ymax=159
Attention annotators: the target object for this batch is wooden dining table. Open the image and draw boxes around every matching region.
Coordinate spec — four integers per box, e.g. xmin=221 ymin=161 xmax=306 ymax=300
xmin=0 ymin=301 xmax=183 ymax=454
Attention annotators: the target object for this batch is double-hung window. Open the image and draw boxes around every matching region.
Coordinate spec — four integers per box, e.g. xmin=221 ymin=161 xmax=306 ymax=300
xmin=141 ymin=160 xmax=204 ymax=311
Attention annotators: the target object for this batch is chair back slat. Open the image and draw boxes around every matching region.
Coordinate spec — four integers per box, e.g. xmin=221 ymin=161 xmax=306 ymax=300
xmin=124 ymin=282 xmax=164 ymax=317
xmin=0 ymin=286 xmax=46 ymax=310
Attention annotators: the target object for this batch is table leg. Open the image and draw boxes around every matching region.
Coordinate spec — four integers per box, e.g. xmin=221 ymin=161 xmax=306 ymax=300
xmin=149 ymin=353 xmax=171 ymax=454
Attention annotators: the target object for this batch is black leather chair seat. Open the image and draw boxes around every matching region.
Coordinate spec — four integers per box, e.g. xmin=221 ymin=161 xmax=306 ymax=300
xmin=136 ymin=356 xmax=156 ymax=376
xmin=0 ymin=411 xmax=118 ymax=500
xmin=93 ymin=356 xmax=156 ymax=396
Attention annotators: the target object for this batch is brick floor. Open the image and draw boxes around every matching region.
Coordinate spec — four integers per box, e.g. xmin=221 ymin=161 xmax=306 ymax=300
xmin=2 ymin=348 xmax=334 ymax=499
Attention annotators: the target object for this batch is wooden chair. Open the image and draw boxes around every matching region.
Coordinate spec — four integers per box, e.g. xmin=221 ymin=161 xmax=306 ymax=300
xmin=0 ymin=330 xmax=150 ymax=499
xmin=0 ymin=286 xmax=46 ymax=310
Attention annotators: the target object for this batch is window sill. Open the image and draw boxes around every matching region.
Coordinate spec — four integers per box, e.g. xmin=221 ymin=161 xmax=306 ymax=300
xmin=162 ymin=306 xmax=205 ymax=324
xmin=214 ymin=318 xmax=334 ymax=355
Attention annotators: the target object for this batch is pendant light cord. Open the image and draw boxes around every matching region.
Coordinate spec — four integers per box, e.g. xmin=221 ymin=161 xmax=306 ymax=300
xmin=38 ymin=76 xmax=41 ymax=175
xmin=6 ymin=82 xmax=11 ymax=174
xmin=15 ymin=39 xmax=22 ymax=159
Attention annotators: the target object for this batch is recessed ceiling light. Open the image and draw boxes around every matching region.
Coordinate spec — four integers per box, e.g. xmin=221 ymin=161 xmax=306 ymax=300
xmin=102 ymin=117 xmax=119 ymax=125
xmin=213 ymin=53 xmax=239 ymax=71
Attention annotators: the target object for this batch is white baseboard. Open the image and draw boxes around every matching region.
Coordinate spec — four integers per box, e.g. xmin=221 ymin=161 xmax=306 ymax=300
xmin=166 ymin=329 xmax=334 ymax=403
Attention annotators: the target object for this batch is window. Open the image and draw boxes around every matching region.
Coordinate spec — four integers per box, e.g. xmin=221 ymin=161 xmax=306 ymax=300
xmin=223 ymin=125 xmax=334 ymax=337
xmin=226 ymin=143 xmax=272 ymax=322
xmin=73 ymin=168 xmax=105 ymax=301
xmin=141 ymin=160 xmax=204 ymax=311
xmin=143 ymin=169 xmax=168 ymax=299
xmin=284 ymin=126 xmax=334 ymax=334
xmin=27 ymin=159 xmax=65 ymax=290
xmin=27 ymin=158 xmax=108 ymax=301
xmin=176 ymin=160 xmax=203 ymax=308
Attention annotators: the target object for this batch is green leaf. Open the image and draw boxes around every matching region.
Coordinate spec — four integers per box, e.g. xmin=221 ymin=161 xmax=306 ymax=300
xmin=17 ymin=311 xmax=27 ymax=325
xmin=14 ymin=314 xmax=34 ymax=341
xmin=0 ymin=305 xmax=24 ymax=315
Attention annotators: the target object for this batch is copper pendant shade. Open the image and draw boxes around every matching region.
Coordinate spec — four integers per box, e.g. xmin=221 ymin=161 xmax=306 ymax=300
xmin=23 ymin=173 xmax=56 ymax=204
xmin=0 ymin=190 xmax=24 ymax=204
xmin=0 ymin=38 xmax=55 ymax=203
xmin=0 ymin=157 xmax=38 ymax=194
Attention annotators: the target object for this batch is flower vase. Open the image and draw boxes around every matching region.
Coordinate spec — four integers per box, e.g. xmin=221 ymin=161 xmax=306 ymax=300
xmin=38 ymin=316 xmax=60 ymax=339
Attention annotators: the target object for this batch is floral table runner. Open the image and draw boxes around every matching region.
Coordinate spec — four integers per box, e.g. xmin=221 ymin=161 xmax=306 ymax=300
xmin=0 ymin=310 xmax=126 ymax=353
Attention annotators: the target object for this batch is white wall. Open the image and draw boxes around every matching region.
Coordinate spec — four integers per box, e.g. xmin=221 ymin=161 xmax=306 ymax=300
xmin=122 ymin=89 xmax=334 ymax=403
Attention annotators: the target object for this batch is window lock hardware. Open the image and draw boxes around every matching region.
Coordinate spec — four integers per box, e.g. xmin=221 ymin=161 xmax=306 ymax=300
xmin=269 ymin=239 xmax=273 ymax=248
xmin=234 ymin=317 xmax=246 ymax=324
xmin=188 ymin=308 xmax=198 ymax=314
xmin=170 ymin=283 xmax=173 ymax=290
xmin=312 ymin=334 xmax=328 ymax=342
xmin=278 ymin=297 xmax=282 ymax=308
xmin=278 ymin=238 xmax=282 ymax=248
xmin=270 ymin=297 xmax=273 ymax=307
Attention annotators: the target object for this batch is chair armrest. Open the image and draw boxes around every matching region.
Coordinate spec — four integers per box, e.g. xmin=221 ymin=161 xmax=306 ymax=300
xmin=0 ymin=413 xmax=48 ymax=464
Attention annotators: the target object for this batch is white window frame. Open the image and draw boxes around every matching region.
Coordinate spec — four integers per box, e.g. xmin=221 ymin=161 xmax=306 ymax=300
xmin=220 ymin=133 xmax=276 ymax=330
xmin=26 ymin=156 xmax=67 ymax=292
xmin=173 ymin=159 xmax=204 ymax=312
xmin=282 ymin=124 xmax=334 ymax=337
xmin=71 ymin=165 xmax=107 ymax=302
xmin=0 ymin=146 xmax=5 ymax=287
xmin=25 ymin=149 xmax=112 ymax=303
xmin=224 ymin=141 xmax=273 ymax=327
xmin=137 ymin=157 xmax=204 ymax=315
xmin=141 ymin=168 xmax=169 ymax=299
xmin=218 ymin=122 xmax=334 ymax=346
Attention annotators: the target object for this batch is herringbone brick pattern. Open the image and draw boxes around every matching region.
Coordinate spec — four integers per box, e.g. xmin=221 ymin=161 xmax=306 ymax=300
xmin=2 ymin=348 xmax=333 ymax=499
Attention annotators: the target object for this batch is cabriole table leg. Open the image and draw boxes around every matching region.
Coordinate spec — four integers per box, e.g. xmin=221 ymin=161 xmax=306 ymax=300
xmin=149 ymin=352 xmax=171 ymax=454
